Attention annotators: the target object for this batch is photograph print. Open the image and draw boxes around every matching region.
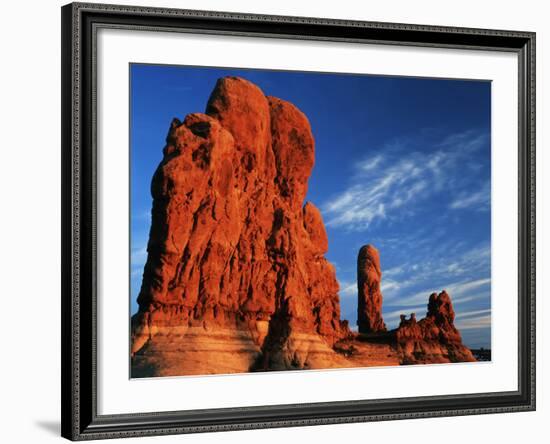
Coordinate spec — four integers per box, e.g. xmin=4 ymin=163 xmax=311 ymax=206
xmin=129 ymin=64 xmax=491 ymax=378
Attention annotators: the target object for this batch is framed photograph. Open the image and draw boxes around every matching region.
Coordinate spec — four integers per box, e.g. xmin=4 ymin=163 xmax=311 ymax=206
xmin=61 ymin=2 xmax=535 ymax=440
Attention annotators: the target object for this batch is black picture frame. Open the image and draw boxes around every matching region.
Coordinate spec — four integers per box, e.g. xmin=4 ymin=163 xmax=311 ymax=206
xmin=61 ymin=2 xmax=536 ymax=440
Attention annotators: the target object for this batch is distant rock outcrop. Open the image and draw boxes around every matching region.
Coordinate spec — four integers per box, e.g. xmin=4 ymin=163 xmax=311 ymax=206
xmin=357 ymin=245 xmax=387 ymax=333
xmin=395 ymin=291 xmax=476 ymax=364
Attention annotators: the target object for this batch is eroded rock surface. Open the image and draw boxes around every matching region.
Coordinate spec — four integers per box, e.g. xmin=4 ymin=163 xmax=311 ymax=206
xmin=131 ymin=76 xmax=477 ymax=377
xmin=131 ymin=77 xmax=349 ymax=377
xmin=357 ymin=245 xmax=387 ymax=333
xmin=395 ymin=291 xmax=476 ymax=364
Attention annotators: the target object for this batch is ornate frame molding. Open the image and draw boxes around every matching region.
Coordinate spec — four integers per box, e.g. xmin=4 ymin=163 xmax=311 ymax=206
xmin=61 ymin=2 xmax=535 ymax=440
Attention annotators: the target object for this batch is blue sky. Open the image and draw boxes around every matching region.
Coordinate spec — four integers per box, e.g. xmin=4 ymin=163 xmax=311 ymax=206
xmin=130 ymin=64 xmax=491 ymax=349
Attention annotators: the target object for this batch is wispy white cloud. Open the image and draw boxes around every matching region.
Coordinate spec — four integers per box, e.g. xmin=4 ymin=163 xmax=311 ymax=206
xmin=323 ymin=154 xmax=434 ymax=230
xmin=456 ymin=308 xmax=491 ymax=319
xmin=322 ymin=130 xmax=489 ymax=231
xmin=447 ymin=278 xmax=491 ymax=298
xmin=131 ymin=245 xmax=147 ymax=268
xmin=384 ymin=265 xmax=406 ymax=277
xmin=339 ymin=280 xmax=357 ymax=298
xmin=379 ymin=244 xmax=490 ymax=302
xmin=438 ymin=130 xmax=487 ymax=152
xmin=442 ymin=245 xmax=491 ymax=276
xmin=381 ymin=279 xmax=402 ymax=293
xmin=455 ymin=314 xmax=491 ymax=330
xmin=449 ymin=181 xmax=490 ymax=211
xmin=384 ymin=276 xmax=490 ymax=308
xmin=358 ymin=154 xmax=384 ymax=172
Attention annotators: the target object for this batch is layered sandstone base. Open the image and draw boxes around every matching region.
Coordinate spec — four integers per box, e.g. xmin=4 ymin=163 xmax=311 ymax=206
xmin=131 ymin=309 xmax=401 ymax=377
xmin=131 ymin=325 xmax=402 ymax=377
xmin=132 ymin=326 xmax=262 ymax=377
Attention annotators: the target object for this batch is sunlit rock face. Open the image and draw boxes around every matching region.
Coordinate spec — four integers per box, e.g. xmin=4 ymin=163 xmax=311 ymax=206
xmin=357 ymin=244 xmax=387 ymax=334
xmin=395 ymin=291 xmax=476 ymax=364
xmin=130 ymin=77 xmax=477 ymax=378
xmin=131 ymin=77 xmax=349 ymax=377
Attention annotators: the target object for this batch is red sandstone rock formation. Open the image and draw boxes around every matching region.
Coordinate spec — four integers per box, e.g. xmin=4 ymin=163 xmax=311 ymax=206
xmin=130 ymin=76 xmax=477 ymax=377
xmin=357 ymin=245 xmax=387 ymax=333
xmin=395 ymin=291 xmax=476 ymax=364
xmin=131 ymin=77 xmax=349 ymax=377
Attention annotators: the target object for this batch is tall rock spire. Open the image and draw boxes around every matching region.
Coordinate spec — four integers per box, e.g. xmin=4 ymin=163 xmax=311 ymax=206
xmin=357 ymin=244 xmax=387 ymax=333
xmin=131 ymin=77 xmax=349 ymax=376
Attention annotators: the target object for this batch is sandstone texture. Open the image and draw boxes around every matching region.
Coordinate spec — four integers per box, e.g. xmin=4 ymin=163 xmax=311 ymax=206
xmin=131 ymin=77 xmax=349 ymax=377
xmin=357 ymin=245 xmax=387 ymax=333
xmin=395 ymin=291 xmax=476 ymax=364
xmin=131 ymin=76 xmax=478 ymax=377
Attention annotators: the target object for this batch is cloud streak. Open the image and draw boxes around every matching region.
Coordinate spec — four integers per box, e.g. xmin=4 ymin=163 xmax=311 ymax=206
xmin=323 ymin=154 xmax=434 ymax=230
xmin=322 ymin=130 xmax=489 ymax=230
xmin=455 ymin=314 xmax=491 ymax=330
xmin=384 ymin=276 xmax=490 ymax=308
xmin=381 ymin=245 xmax=491 ymax=302
xmin=449 ymin=181 xmax=490 ymax=211
xmin=338 ymin=280 xmax=357 ymax=298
